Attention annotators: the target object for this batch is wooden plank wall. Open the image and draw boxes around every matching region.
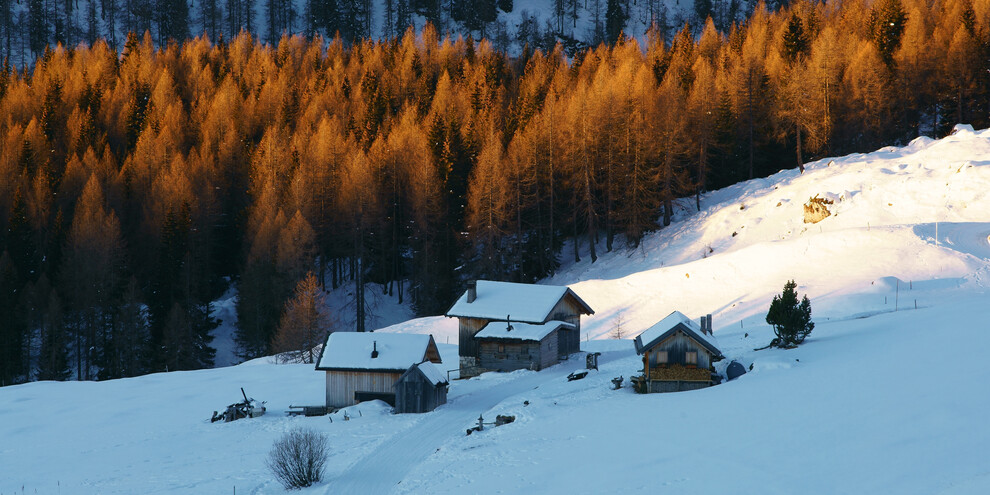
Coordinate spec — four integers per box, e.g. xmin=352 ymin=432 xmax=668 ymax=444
xmin=326 ymin=370 xmax=402 ymax=408
xmin=479 ymin=341 xmax=542 ymax=371
xmin=539 ymin=330 xmax=558 ymax=369
xmin=645 ymin=332 xmax=713 ymax=369
xmin=549 ymin=296 xmax=583 ymax=356
xmin=395 ymin=372 xmax=446 ymax=413
xmin=458 ymin=317 xmax=488 ymax=358
xmin=478 ymin=330 xmax=560 ymax=372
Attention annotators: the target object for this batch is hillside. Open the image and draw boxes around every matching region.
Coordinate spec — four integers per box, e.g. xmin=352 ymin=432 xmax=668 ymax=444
xmin=2 ymin=0 xmax=698 ymax=66
xmin=2 ymin=126 xmax=990 ymax=494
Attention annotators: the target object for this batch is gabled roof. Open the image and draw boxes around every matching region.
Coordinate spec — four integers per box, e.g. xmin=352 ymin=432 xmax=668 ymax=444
xmin=634 ymin=311 xmax=722 ymax=359
xmin=445 ymin=280 xmax=594 ymax=323
xmin=475 ymin=320 xmax=574 ymax=342
xmin=315 ymin=332 xmax=441 ymax=372
xmin=397 ymin=361 xmax=448 ymax=387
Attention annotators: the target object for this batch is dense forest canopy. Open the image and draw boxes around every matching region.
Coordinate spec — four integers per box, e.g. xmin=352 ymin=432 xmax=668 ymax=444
xmin=1 ymin=0 xmax=989 ymax=385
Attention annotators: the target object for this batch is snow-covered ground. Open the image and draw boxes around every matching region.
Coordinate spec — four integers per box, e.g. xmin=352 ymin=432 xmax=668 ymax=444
xmin=3 ymin=125 xmax=990 ymax=494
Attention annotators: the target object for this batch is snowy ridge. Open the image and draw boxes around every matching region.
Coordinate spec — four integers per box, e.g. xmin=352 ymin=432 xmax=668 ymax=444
xmin=3 ymin=126 xmax=990 ymax=494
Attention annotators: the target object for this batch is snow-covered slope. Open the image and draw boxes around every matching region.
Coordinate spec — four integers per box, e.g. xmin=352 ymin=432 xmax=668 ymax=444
xmin=3 ymin=125 xmax=990 ymax=494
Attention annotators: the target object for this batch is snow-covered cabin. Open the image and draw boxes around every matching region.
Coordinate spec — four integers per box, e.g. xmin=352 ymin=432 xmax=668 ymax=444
xmin=315 ymin=333 xmax=442 ymax=408
xmin=446 ymin=280 xmax=595 ymax=377
xmin=394 ymin=361 xmax=448 ymax=414
xmin=633 ymin=311 xmax=723 ymax=393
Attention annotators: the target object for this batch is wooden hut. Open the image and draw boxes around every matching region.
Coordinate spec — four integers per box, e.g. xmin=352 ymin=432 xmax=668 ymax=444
xmin=474 ymin=321 xmax=574 ymax=372
xmin=394 ymin=361 xmax=449 ymax=413
xmin=446 ymin=280 xmax=594 ymax=377
xmin=633 ymin=311 xmax=723 ymax=393
xmin=314 ymin=333 xmax=442 ymax=408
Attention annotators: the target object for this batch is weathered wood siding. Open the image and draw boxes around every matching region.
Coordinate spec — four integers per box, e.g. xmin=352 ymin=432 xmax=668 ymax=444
xmin=394 ymin=372 xmax=447 ymax=414
xmin=477 ymin=330 xmax=559 ymax=372
xmin=539 ymin=331 xmax=558 ymax=369
xmin=458 ymin=317 xmax=489 ymax=358
xmin=325 ymin=370 xmax=402 ymax=408
xmin=478 ymin=333 xmax=559 ymax=372
xmin=548 ymin=295 xmax=584 ymax=356
xmin=644 ymin=332 xmax=713 ymax=369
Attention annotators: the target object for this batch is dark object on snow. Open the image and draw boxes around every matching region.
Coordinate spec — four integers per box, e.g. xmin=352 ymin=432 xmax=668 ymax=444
xmin=567 ymin=370 xmax=589 ymax=381
xmin=467 ymin=413 xmax=515 ymax=435
xmin=611 ymin=375 xmax=624 ymax=389
xmin=586 ymin=352 xmax=601 ymax=370
xmin=211 ymin=388 xmax=266 ymax=423
xmin=467 ymin=414 xmax=488 ymax=435
xmin=495 ymin=414 xmax=515 ymax=426
xmin=287 ymin=405 xmax=330 ymax=417
xmin=726 ymin=361 xmax=747 ymax=381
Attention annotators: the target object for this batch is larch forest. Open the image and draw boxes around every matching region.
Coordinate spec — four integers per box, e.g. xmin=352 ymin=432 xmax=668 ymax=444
xmin=1 ymin=0 xmax=989 ymax=385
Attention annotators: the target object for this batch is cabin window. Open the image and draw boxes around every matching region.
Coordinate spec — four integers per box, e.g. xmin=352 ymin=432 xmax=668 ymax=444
xmin=686 ymin=351 xmax=698 ymax=365
xmin=655 ymin=351 xmax=668 ymax=364
xmin=498 ymin=344 xmax=505 ymax=353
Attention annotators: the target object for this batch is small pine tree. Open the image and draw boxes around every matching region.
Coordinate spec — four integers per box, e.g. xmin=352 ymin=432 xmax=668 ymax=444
xmin=765 ymin=280 xmax=814 ymax=348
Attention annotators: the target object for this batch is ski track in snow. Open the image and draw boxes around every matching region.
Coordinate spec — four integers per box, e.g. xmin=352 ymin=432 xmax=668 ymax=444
xmin=328 ymin=353 xmax=615 ymax=494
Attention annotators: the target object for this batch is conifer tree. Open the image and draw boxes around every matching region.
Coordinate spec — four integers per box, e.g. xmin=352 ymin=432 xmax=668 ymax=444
xmin=0 ymin=251 xmax=26 ymax=385
xmin=868 ymin=0 xmax=907 ymax=70
xmin=61 ymin=175 xmax=125 ymax=380
xmin=272 ymin=271 xmax=333 ymax=364
xmin=605 ymin=0 xmax=627 ymax=44
xmin=37 ymin=290 xmax=70 ymax=381
xmin=766 ymin=279 xmax=814 ymax=347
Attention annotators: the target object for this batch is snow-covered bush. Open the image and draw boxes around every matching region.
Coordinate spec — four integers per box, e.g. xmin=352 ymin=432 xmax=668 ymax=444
xmin=267 ymin=428 xmax=330 ymax=489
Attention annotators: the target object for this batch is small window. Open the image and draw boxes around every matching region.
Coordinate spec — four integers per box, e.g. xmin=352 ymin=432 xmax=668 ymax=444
xmin=656 ymin=351 xmax=668 ymax=364
xmin=498 ymin=344 xmax=505 ymax=353
xmin=686 ymin=351 xmax=698 ymax=365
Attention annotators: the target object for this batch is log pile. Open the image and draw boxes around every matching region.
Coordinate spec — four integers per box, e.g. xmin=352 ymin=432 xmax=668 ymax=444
xmin=649 ymin=365 xmax=710 ymax=382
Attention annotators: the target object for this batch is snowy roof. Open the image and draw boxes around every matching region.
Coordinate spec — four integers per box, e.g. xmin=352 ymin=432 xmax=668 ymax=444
xmin=446 ymin=280 xmax=594 ymax=323
xmin=315 ymin=332 xmax=440 ymax=372
xmin=404 ymin=361 xmax=448 ymax=386
xmin=634 ymin=311 xmax=722 ymax=358
xmin=475 ymin=320 xmax=575 ymax=342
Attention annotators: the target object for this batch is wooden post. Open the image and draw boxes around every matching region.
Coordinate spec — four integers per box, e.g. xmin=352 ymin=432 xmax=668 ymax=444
xmin=644 ymin=353 xmax=650 ymax=387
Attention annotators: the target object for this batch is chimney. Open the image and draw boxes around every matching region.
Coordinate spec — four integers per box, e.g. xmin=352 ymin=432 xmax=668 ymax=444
xmin=506 ymin=314 xmax=513 ymax=331
xmin=706 ymin=314 xmax=713 ymax=334
xmin=700 ymin=316 xmax=707 ymax=335
xmin=371 ymin=341 xmax=379 ymax=359
xmin=467 ymin=280 xmax=477 ymax=303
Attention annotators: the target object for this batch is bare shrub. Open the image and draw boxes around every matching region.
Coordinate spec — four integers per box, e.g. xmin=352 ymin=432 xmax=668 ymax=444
xmin=267 ymin=428 xmax=330 ymax=489
xmin=610 ymin=313 xmax=625 ymax=339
